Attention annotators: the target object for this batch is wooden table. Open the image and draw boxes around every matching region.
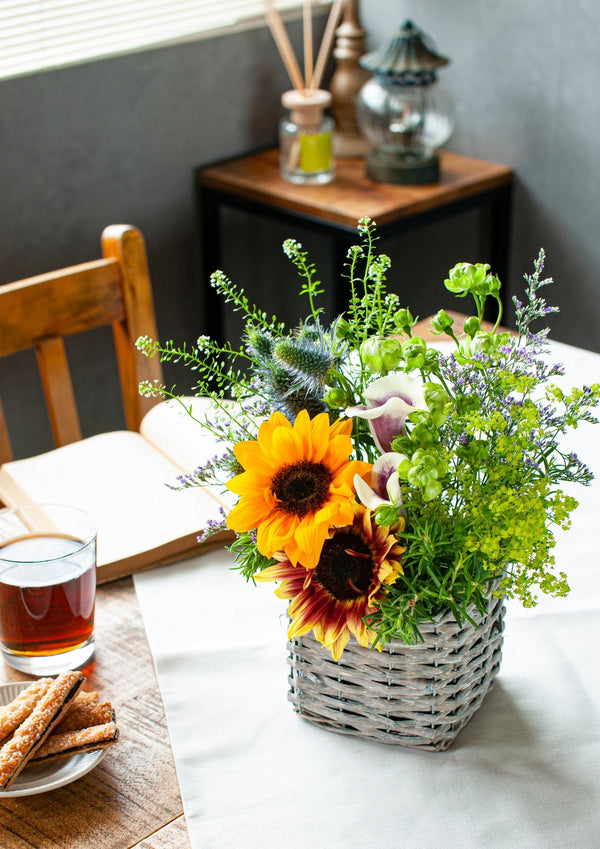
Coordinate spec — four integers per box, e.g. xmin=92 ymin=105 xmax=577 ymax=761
xmin=0 ymin=578 xmax=191 ymax=849
xmin=196 ymin=148 xmax=514 ymax=336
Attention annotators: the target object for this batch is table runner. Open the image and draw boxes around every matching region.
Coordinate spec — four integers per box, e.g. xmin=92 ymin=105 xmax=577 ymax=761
xmin=134 ymin=340 xmax=600 ymax=848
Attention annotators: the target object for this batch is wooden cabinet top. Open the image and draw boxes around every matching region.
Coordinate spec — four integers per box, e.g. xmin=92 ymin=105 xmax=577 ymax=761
xmin=197 ymin=148 xmax=513 ymax=229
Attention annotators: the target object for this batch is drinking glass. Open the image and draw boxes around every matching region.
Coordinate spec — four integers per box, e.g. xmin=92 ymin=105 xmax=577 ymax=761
xmin=0 ymin=503 xmax=97 ymax=675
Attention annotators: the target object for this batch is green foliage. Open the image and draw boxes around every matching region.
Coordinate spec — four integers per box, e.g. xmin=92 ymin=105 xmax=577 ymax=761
xmin=229 ymin=532 xmax=276 ymax=583
xmin=136 ymin=219 xmax=600 ymax=646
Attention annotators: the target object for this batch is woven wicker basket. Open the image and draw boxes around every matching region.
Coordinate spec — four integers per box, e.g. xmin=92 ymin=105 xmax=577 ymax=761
xmin=287 ymin=592 xmax=505 ymax=751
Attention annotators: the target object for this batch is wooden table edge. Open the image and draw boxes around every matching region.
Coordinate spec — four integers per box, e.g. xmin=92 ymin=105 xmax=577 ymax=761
xmin=123 ymin=579 xmax=193 ymax=849
xmin=131 ymin=812 xmax=191 ymax=848
xmin=196 ymin=147 xmax=514 ymax=230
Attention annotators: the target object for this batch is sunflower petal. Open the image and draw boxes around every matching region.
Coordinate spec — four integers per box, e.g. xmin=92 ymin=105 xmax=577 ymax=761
xmin=270 ymin=426 xmax=299 ymax=462
xmin=227 ymin=496 xmax=271 ymax=532
xmin=303 ymin=412 xmax=331 ymax=462
xmin=256 ymin=510 xmax=297 ymax=557
xmin=288 ymin=592 xmax=333 ymax=636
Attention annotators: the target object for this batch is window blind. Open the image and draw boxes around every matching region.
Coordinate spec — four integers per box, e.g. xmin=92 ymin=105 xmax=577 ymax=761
xmin=0 ymin=0 xmax=331 ymax=81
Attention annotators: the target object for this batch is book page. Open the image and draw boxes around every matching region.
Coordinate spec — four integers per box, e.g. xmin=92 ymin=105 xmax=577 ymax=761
xmin=0 ymin=431 xmax=227 ymax=571
xmin=139 ymin=397 xmax=238 ymax=509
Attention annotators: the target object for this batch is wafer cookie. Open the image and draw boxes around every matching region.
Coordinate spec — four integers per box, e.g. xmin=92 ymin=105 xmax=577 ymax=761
xmin=0 ymin=671 xmax=84 ymax=789
xmin=0 ymin=678 xmax=53 ymax=743
xmin=32 ymin=721 xmax=119 ymax=763
xmin=53 ymin=699 xmax=115 ymax=734
xmin=68 ymin=690 xmax=99 ymax=709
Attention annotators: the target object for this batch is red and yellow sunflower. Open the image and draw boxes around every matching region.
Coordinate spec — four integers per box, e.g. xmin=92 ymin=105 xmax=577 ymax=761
xmin=256 ymin=505 xmax=406 ymax=660
xmin=226 ymin=410 xmax=370 ymax=569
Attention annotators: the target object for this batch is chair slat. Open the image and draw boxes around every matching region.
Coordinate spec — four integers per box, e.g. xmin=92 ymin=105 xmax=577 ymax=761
xmin=102 ymin=225 xmax=163 ymax=431
xmin=0 ymin=261 xmax=125 ymax=358
xmin=35 ymin=337 xmax=82 ymax=447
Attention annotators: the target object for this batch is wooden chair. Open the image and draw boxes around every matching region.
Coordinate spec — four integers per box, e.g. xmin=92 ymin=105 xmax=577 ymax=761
xmin=0 ymin=224 xmax=163 ymax=463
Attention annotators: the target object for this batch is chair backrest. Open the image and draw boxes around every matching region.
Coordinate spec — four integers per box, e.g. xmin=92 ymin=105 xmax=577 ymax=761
xmin=0 ymin=224 xmax=163 ymax=463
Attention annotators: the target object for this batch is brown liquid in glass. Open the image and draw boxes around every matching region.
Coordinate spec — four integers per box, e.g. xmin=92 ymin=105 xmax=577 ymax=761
xmin=0 ymin=533 xmax=95 ymax=656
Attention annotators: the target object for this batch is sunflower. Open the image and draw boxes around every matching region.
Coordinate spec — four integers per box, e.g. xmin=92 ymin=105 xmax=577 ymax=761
xmin=256 ymin=506 xmax=406 ymax=660
xmin=226 ymin=410 xmax=370 ymax=569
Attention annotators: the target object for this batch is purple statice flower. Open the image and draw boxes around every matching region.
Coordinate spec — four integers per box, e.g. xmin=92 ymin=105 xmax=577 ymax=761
xmin=197 ymin=508 xmax=228 ymax=543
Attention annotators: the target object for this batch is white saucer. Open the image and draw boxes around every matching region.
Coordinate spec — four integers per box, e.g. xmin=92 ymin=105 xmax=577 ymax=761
xmin=0 ymin=680 xmax=106 ymax=797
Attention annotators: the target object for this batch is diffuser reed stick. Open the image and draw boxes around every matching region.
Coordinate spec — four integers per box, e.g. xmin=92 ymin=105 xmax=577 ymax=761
xmin=303 ymin=0 xmax=314 ymax=91
xmin=311 ymin=0 xmax=346 ymax=90
xmin=263 ymin=0 xmax=347 ymax=92
xmin=263 ymin=0 xmax=305 ymax=91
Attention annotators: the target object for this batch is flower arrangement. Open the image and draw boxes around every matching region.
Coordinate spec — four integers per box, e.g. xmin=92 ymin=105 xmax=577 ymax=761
xmin=137 ymin=218 xmax=600 ymax=660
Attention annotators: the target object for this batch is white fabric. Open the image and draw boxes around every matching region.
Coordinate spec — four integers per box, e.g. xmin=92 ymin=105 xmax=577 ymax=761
xmin=134 ymin=340 xmax=600 ymax=849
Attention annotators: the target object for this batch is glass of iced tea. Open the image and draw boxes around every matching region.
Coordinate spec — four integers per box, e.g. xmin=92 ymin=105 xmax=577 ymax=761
xmin=0 ymin=503 xmax=97 ymax=675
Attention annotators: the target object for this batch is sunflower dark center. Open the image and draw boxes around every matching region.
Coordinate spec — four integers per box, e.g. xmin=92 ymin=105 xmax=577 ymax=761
xmin=271 ymin=460 xmax=332 ymax=517
xmin=315 ymin=531 xmax=375 ymax=601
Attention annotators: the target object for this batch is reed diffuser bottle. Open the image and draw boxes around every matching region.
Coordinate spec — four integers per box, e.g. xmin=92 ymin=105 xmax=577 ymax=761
xmin=279 ymin=89 xmax=335 ymax=184
xmin=263 ymin=0 xmax=346 ymax=185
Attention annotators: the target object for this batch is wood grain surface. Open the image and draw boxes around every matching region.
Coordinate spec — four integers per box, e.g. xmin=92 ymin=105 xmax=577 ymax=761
xmin=198 ymin=148 xmax=513 ymax=229
xmin=0 ymin=578 xmax=190 ymax=849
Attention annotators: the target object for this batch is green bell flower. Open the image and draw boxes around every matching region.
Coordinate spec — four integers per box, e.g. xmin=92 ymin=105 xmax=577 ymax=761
xmin=402 ymin=336 xmax=427 ymax=370
xmin=334 ymin=317 xmax=352 ymax=340
xmin=430 ymin=309 xmax=454 ymax=335
xmin=445 ymin=262 xmax=500 ymax=298
xmin=410 ymin=420 xmax=437 ymax=448
xmin=444 ymin=262 xmax=487 ymax=296
xmin=380 ymin=338 xmax=403 ymax=371
xmin=470 ymin=331 xmax=498 ymax=355
xmin=423 ymin=479 xmax=443 ymax=501
xmin=463 ymin=316 xmax=481 ymax=338
xmin=399 ymin=448 xmax=447 ymax=501
xmin=360 ymin=337 xmax=384 ymax=372
xmin=360 ymin=336 xmax=403 ymax=373
xmin=324 ymin=387 xmax=348 ymax=409
xmin=424 ymin=383 xmax=450 ymax=426
xmin=394 ymin=307 xmax=415 ymax=335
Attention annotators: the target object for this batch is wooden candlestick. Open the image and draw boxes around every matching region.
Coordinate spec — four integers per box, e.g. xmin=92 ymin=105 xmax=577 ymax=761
xmin=329 ymin=0 xmax=371 ymax=156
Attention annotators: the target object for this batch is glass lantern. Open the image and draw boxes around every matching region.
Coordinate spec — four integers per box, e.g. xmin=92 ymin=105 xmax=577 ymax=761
xmin=356 ymin=20 xmax=455 ymax=184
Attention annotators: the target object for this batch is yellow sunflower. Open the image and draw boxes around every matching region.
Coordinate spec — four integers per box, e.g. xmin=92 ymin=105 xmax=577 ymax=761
xmin=255 ymin=505 xmax=406 ymax=660
xmin=226 ymin=409 xmax=370 ymax=569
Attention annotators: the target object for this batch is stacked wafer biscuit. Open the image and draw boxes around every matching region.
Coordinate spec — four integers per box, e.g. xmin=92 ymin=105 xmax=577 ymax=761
xmin=0 ymin=671 xmax=119 ymax=790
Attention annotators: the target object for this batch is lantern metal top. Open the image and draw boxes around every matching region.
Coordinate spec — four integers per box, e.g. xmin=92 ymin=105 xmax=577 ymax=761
xmin=359 ymin=20 xmax=449 ymax=86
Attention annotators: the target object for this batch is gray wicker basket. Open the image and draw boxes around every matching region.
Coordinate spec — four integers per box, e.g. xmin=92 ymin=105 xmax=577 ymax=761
xmin=287 ymin=592 xmax=505 ymax=751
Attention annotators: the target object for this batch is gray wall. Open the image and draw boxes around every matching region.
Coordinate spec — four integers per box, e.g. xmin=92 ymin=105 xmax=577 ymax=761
xmin=1 ymin=1 xmax=599 ymax=459
xmin=362 ymin=0 xmax=600 ymax=350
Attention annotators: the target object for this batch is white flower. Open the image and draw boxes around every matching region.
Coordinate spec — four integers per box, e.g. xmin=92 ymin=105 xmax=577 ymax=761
xmin=345 ymin=373 xmax=426 ymax=452
xmin=354 ymin=452 xmax=406 ymax=512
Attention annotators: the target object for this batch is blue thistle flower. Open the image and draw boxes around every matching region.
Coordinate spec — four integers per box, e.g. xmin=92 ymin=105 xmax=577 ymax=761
xmin=273 ymin=337 xmax=333 ymax=381
xmin=246 ymin=328 xmax=274 ymax=359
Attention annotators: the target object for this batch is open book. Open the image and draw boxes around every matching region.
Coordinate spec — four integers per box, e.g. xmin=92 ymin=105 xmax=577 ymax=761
xmin=0 ymin=398 xmax=236 ymax=583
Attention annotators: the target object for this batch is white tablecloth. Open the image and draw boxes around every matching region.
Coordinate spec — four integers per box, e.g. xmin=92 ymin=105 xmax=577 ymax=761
xmin=134 ymin=340 xmax=600 ymax=849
